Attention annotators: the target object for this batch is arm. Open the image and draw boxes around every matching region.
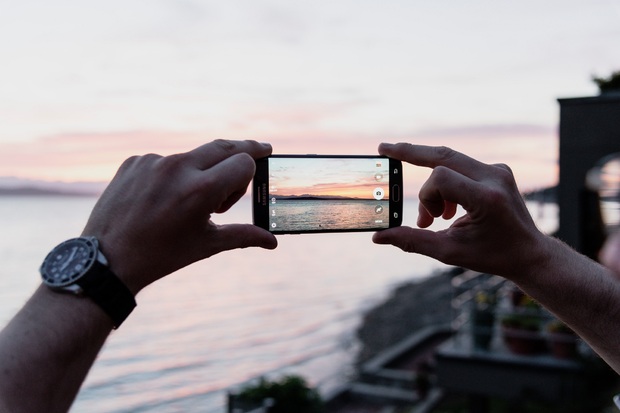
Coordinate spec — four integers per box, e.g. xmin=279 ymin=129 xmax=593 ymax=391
xmin=0 ymin=139 xmax=277 ymax=413
xmin=373 ymin=143 xmax=620 ymax=373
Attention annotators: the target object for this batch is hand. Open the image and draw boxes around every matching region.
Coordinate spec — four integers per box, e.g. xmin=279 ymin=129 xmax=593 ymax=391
xmin=373 ymin=143 xmax=546 ymax=280
xmin=82 ymin=139 xmax=277 ymax=294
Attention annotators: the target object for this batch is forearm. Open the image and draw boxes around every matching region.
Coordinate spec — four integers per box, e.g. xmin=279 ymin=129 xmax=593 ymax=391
xmin=0 ymin=285 xmax=113 ymax=413
xmin=512 ymin=235 xmax=620 ymax=373
xmin=0 ymin=140 xmax=277 ymax=413
xmin=375 ymin=143 xmax=620 ymax=373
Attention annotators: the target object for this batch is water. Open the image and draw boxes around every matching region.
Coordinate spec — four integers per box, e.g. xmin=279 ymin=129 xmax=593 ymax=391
xmin=271 ymin=199 xmax=390 ymax=232
xmin=0 ymin=196 xmax=437 ymax=412
xmin=0 ymin=195 xmax=557 ymax=412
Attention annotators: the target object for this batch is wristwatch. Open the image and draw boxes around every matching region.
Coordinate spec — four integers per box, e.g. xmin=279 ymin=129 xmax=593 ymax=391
xmin=40 ymin=236 xmax=136 ymax=329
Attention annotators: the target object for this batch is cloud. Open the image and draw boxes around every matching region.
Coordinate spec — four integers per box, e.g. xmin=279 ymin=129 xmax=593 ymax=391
xmin=402 ymin=123 xmax=559 ymax=191
xmin=0 ymin=130 xmax=206 ymax=181
xmin=0 ymin=121 xmax=559 ymax=191
xmin=412 ymin=123 xmax=556 ymax=140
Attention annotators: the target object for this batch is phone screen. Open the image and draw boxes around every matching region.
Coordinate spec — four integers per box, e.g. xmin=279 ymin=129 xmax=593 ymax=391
xmin=253 ymin=155 xmax=402 ymax=234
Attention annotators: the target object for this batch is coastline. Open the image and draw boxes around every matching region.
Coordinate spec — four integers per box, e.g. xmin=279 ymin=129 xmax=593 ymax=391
xmin=354 ymin=267 xmax=462 ymax=365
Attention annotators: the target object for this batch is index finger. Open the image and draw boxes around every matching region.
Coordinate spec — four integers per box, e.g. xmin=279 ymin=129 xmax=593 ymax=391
xmin=187 ymin=139 xmax=273 ymax=170
xmin=198 ymin=152 xmax=258 ymax=213
xmin=378 ymin=142 xmax=489 ymax=180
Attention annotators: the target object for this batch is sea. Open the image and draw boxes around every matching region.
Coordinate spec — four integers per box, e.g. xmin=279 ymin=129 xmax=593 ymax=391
xmin=271 ymin=199 xmax=391 ymax=232
xmin=0 ymin=195 xmax=558 ymax=413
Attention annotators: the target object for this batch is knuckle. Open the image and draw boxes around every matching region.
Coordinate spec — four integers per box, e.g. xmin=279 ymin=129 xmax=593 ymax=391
xmin=432 ymin=165 xmax=452 ymax=179
xmin=492 ymin=165 xmax=517 ymax=190
xmin=159 ymin=152 xmax=186 ymax=170
xmin=118 ymin=155 xmax=140 ymax=171
xmin=212 ymin=139 xmax=237 ymax=153
xmin=494 ymin=162 xmax=513 ymax=174
xmin=482 ymin=185 xmax=509 ymax=207
xmin=433 ymin=146 xmax=458 ymax=163
xmin=427 ymin=166 xmax=456 ymax=190
xmin=394 ymin=142 xmax=415 ymax=152
xmin=119 ymin=153 xmax=162 ymax=172
xmin=144 ymin=153 xmax=186 ymax=183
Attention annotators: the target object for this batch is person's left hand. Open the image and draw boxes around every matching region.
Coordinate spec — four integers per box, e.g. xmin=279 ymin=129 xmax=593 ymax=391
xmin=82 ymin=139 xmax=277 ymax=294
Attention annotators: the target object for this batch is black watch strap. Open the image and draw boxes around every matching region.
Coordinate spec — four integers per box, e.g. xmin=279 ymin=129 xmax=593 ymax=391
xmin=77 ymin=260 xmax=137 ymax=329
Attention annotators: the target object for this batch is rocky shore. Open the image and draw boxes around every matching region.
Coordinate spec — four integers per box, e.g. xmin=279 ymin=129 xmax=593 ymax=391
xmin=355 ymin=267 xmax=463 ymax=364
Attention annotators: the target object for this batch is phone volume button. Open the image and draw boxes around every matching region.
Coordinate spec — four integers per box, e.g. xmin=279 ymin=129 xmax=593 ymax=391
xmin=392 ymin=185 xmax=400 ymax=202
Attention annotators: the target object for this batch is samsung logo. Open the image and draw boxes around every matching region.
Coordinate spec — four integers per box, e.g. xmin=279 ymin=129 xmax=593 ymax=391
xmin=261 ymin=183 xmax=267 ymax=206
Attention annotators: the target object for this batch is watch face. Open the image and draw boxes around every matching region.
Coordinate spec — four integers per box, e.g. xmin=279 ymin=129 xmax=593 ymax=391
xmin=40 ymin=237 xmax=98 ymax=287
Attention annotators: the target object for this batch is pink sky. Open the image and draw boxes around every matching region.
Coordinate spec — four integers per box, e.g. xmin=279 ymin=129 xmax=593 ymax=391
xmin=0 ymin=123 xmax=557 ymax=194
xmin=1 ymin=1 xmax=617 ymax=192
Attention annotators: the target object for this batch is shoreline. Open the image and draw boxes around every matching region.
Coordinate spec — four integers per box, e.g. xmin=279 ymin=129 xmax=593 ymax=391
xmin=354 ymin=266 xmax=462 ymax=365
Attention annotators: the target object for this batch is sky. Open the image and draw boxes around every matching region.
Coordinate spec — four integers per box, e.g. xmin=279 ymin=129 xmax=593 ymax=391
xmin=269 ymin=157 xmax=389 ymax=198
xmin=1 ymin=0 xmax=619 ymax=192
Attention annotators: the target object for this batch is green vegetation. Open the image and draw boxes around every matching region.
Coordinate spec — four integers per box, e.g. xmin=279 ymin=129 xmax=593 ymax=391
xmin=236 ymin=375 xmax=323 ymax=413
xmin=592 ymin=70 xmax=620 ymax=93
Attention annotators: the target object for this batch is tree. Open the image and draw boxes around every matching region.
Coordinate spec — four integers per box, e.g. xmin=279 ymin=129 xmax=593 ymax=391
xmin=592 ymin=70 xmax=620 ymax=94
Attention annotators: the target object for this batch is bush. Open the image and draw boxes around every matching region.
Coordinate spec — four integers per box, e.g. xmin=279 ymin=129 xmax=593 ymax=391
xmin=237 ymin=375 xmax=323 ymax=413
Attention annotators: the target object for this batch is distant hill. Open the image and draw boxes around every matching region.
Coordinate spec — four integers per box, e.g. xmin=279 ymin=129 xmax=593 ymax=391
xmin=0 ymin=177 xmax=106 ymax=197
xmin=0 ymin=186 xmax=99 ymax=197
xmin=274 ymin=194 xmax=372 ymax=201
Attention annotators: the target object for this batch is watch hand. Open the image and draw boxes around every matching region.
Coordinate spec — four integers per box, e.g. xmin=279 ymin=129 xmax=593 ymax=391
xmin=60 ymin=247 xmax=78 ymax=272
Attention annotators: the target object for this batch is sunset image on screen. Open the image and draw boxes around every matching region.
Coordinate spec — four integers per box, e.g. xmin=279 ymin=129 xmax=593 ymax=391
xmin=267 ymin=157 xmax=391 ymax=232
xmin=269 ymin=157 xmax=389 ymax=200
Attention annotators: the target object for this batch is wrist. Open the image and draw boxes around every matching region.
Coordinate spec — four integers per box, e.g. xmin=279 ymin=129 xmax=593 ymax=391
xmin=81 ymin=229 xmax=145 ymax=296
xmin=40 ymin=236 xmax=136 ymax=329
xmin=503 ymin=232 xmax=560 ymax=285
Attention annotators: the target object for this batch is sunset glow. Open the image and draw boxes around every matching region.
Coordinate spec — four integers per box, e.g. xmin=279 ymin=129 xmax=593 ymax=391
xmin=269 ymin=157 xmax=389 ymax=199
xmin=1 ymin=1 xmax=619 ymax=191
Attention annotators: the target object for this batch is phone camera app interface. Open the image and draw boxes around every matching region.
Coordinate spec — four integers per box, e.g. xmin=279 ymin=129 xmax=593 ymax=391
xmin=268 ymin=157 xmax=390 ymax=232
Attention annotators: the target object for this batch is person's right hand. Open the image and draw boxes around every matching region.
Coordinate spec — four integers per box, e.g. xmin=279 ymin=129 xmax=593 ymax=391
xmin=373 ymin=143 xmax=548 ymax=280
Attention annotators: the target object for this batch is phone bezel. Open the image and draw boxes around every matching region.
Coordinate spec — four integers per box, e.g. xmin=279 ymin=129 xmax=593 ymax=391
xmin=252 ymin=155 xmax=403 ymax=234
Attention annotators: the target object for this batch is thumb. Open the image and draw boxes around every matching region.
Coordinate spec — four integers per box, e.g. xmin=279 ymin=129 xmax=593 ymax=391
xmin=373 ymin=226 xmax=450 ymax=261
xmin=209 ymin=224 xmax=278 ymax=256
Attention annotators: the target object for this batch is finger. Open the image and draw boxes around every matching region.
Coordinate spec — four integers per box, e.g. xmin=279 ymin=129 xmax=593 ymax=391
xmin=209 ymin=224 xmax=278 ymax=254
xmin=215 ymin=187 xmax=248 ymax=214
xmin=198 ymin=152 xmax=258 ymax=212
xmin=373 ymin=226 xmax=454 ymax=262
xmin=418 ymin=165 xmax=479 ymax=218
xmin=492 ymin=162 xmax=513 ymax=174
xmin=442 ymin=200 xmax=458 ymax=220
xmin=378 ymin=142 xmax=489 ymax=181
xmin=417 ymin=202 xmax=435 ymax=228
xmin=187 ymin=139 xmax=272 ymax=170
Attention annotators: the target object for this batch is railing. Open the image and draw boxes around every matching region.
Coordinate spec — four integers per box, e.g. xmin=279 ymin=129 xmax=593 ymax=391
xmin=449 ymin=270 xmax=582 ymax=358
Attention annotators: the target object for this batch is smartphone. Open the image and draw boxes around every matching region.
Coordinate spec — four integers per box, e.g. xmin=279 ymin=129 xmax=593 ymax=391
xmin=253 ymin=155 xmax=403 ymax=234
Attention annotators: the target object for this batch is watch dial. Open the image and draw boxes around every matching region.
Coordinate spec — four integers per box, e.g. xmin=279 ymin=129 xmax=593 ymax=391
xmin=41 ymin=238 xmax=97 ymax=287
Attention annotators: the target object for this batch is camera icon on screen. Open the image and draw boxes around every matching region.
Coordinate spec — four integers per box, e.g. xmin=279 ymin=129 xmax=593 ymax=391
xmin=373 ymin=188 xmax=385 ymax=201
